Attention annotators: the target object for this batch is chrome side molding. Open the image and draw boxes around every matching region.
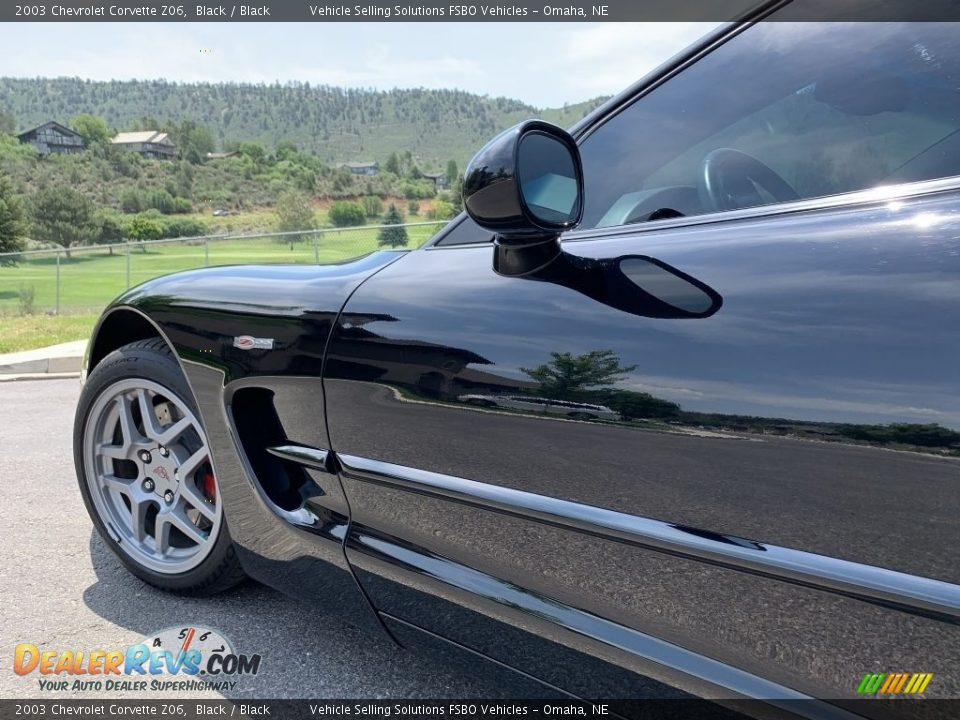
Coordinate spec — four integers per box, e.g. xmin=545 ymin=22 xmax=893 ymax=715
xmin=338 ymin=454 xmax=960 ymax=624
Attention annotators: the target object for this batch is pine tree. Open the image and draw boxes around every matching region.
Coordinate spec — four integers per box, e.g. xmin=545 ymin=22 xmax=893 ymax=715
xmin=377 ymin=203 xmax=408 ymax=248
xmin=0 ymin=172 xmax=26 ymax=265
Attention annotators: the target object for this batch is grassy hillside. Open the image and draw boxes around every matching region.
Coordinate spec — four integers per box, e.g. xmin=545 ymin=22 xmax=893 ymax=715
xmin=0 ymin=79 xmax=606 ymax=350
xmin=0 ymin=78 xmax=605 ymax=168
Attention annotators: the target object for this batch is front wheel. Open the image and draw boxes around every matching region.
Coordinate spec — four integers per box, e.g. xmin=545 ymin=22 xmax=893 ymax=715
xmin=73 ymin=338 xmax=245 ymax=595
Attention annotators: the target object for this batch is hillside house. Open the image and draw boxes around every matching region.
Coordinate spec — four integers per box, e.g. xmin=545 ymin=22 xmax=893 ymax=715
xmin=339 ymin=161 xmax=379 ymax=176
xmin=17 ymin=122 xmax=85 ymax=155
xmin=423 ymin=172 xmax=448 ymax=191
xmin=111 ymin=131 xmax=177 ymax=159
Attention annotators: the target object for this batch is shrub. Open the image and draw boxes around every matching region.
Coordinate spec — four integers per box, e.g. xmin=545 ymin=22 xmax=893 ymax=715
xmin=275 ymin=190 xmax=316 ymax=247
xmin=407 ymin=200 xmax=420 ymax=216
xmin=362 ymin=195 xmax=383 ymax=218
xmin=399 ymin=180 xmax=437 ymax=200
xmin=120 ymin=189 xmax=145 ymax=214
xmin=328 ymin=201 xmax=366 ymax=227
xmin=125 ymin=214 xmax=164 ymax=241
xmin=146 ymin=189 xmax=176 ymax=214
xmin=426 ymin=200 xmax=455 ymax=220
xmin=18 ymin=284 xmax=35 ymax=316
xmin=163 ymin=217 xmax=209 ymax=238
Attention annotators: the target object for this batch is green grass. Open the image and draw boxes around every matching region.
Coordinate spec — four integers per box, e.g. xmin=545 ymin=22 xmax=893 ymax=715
xmin=0 ymin=313 xmax=98 ymax=354
xmin=1 ymin=223 xmax=443 ymax=315
xmin=0 ymin=222 xmax=445 ymax=351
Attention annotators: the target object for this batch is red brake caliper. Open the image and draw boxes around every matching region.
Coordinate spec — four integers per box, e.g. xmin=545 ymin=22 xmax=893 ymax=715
xmin=202 ymin=471 xmax=216 ymax=502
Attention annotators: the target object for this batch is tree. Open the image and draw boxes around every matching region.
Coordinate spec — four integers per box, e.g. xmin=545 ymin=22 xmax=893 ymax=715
xmin=449 ymin=175 xmax=464 ymax=212
xmin=384 ymin=152 xmax=401 ymax=175
xmin=328 ymin=201 xmax=365 ymax=227
xmin=120 ymin=189 xmax=144 ymax=214
xmin=165 ymin=119 xmax=214 ymax=164
xmin=445 ymin=159 xmax=459 ymax=186
xmin=0 ymin=107 xmax=15 ymax=136
xmin=0 ymin=172 xmax=26 ymax=264
xmin=125 ymin=214 xmax=163 ymax=242
xmin=378 ymin=203 xmax=408 ymax=248
xmin=239 ymin=141 xmax=267 ymax=164
xmin=29 ymin=187 xmax=97 ymax=257
xmin=94 ymin=208 xmax=126 ymax=255
xmin=70 ymin=114 xmax=111 ymax=145
xmin=275 ymin=190 xmax=316 ymax=249
xmin=362 ymin=195 xmax=383 ymax=218
xmin=426 ymin=200 xmax=455 ymax=220
xmin=579 ymin=388 xmax=680 ymax=420
xmin=274 ymin=140 xmax=298 ymax=161
xmin=520 ymin=350 xmax=638 ymax=399
xmin=835 ymin=422 xmax=960 ymax=448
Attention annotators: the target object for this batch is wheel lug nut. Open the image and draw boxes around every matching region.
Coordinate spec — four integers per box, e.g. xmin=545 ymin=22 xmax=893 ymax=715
xmin=158 ymin=447 xmax=169 ymax=458
xmin=144 ymin=479 xmax=155 ymax=492
xmin=163 ymin=491 xmax=175 ymax=503
xmin=138 ymin=450 xmax=152 ymax=463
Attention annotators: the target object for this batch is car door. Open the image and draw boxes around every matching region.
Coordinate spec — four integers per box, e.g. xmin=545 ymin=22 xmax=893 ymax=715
xmin=323 ymin=20 xmax=960 ymax=702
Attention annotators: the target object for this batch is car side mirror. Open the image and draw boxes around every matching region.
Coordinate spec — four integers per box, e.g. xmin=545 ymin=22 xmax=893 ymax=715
xmin=463 ymin=121 xmax=721 ymax=319
xmin=463 ymin=120 xmax=583 ymax=250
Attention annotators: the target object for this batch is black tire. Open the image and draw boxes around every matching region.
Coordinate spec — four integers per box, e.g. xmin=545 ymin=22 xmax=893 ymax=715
xmin=73 ymin=338 xmax=246 ymax=595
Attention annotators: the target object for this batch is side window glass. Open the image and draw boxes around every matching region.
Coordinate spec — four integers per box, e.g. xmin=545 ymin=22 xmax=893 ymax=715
xmin=578 ymin=22 xmax=960 ymax=229
xmin=433 ymin=215 xmax=494 ymax=246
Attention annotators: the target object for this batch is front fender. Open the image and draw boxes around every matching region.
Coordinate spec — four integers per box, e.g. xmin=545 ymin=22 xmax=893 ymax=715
xmin=98 ymin=250 xmax=408 ymax=384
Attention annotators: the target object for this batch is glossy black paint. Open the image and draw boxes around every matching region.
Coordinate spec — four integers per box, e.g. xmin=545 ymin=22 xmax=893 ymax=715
xmin=322 ymin=187 xmax=960 ymax=704
xmin=463 ymin=120 xmax=583 ymax=242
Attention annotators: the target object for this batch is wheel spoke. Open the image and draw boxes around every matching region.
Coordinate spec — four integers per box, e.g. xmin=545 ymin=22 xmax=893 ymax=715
xmin=115 ymin=394 xmax=142 ymax=446
xmin=166 ymin=508 xmax=206 ymax=544
xmin=178 ymin=447 xmax=208 ymax=479
xmin=157 ymin=417 xmax=192 ymax=447
xmin=128 ymin=496 xmax=150 ymax=543
xmin=136 ymin=389 xmax=163 ymax=440
xmin=102 ymin=473 xmax=134 ymax=496
xmin=180 ymin=483 xmax=216 ymax=521
xmin=98 ymin=442 xmax=131 ymax=461
xmin=155 ymin=516 xmax=173 ymax=555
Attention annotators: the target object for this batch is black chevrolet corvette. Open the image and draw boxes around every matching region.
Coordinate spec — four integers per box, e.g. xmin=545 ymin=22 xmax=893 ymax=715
xmin=74 ymin=8 xmax=959 ymax=712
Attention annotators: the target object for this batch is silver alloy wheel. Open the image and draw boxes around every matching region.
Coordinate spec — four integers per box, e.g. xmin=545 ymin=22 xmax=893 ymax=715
xmin=83 ymin=378 xmax=221 ymax=574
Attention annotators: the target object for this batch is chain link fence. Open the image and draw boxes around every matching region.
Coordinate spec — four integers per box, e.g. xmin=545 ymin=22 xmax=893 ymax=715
xmin=0 ymin=220 xmax=448 ymax=317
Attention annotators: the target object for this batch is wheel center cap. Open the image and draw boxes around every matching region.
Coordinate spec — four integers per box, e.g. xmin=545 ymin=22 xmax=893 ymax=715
xmin=150 ymin=458 xmax=180 ymax=496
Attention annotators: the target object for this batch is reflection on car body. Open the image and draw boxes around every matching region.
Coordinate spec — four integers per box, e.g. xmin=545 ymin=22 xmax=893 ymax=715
xmin=457 ymin=393 xmax=622 ymax=421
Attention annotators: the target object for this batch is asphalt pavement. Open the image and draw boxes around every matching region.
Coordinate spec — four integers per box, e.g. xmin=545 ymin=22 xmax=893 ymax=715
xmin=0 ymin=379 xmax=527 ymax=700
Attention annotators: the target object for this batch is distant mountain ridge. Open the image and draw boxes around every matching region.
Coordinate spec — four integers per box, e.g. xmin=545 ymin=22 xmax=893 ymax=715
xmin=0 ymin=77 xmax=606 ymax=169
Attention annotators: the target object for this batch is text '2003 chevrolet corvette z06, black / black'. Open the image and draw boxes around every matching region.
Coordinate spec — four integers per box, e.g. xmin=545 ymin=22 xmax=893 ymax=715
xmin=74 ymin=7 xmax=960 ymax=716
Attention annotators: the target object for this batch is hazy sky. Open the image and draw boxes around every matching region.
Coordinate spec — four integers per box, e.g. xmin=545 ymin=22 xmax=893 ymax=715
xmin=0 ymin=22 xmax=716 ymax=106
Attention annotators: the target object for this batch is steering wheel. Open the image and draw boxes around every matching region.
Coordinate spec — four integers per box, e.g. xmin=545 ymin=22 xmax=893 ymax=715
xmin=698 ymin=148 xmax=800 ymax=213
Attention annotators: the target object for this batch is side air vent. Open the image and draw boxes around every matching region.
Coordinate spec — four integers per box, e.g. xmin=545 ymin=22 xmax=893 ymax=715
xmin=230 ymin=387 xmax=316 ymax=511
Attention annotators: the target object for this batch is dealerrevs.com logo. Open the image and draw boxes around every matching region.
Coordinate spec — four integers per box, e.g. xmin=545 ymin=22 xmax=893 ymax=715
xmin=14 ymin=626 xmax=261 ymax=692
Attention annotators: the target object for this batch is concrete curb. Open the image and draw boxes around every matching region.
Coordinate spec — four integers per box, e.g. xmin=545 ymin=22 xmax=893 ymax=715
xmin=0 ymin=371 xmax=81 ymax=382
xmin=0 ymin=340 xmax=87 ymax=379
